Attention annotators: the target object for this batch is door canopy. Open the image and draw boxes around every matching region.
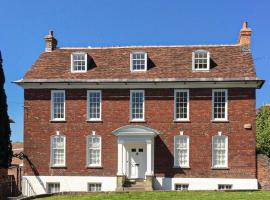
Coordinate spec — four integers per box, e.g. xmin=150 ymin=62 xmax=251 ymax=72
xmin=112 ymin=125 xmax=160 ymax=137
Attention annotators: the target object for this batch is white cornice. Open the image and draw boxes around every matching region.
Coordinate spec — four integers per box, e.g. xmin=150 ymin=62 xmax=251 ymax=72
xmin=13 ymin=80 xmax=263 ymax=89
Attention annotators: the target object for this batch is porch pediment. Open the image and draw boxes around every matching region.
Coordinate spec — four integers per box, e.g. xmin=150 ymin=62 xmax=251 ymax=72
xmin=112 ymin=125 xmax=160 ymax=137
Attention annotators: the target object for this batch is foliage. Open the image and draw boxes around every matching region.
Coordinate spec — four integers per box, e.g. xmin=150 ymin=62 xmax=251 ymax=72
xmin=39 ymin=191 xmax=270 ymax=200
xmin=0 ymin=51 xmax=12 ymax=168
xmin=256 ymin=105 xmax=270 ymax=157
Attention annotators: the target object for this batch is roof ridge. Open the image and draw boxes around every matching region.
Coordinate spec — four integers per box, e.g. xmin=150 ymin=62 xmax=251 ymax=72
xmin=59 ymin=44 xmax=239 ymax=50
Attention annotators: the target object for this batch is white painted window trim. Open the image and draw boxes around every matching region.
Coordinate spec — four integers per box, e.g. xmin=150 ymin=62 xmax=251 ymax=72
xmin=46 ymin=182 xmax=60 ymax=193
xmin=130 ymin=90 xmax=145 ymax=122
xmin=71 ymin=52 xmax=88 ymax=73
xmin=51 ymin=90 xmax=65 ymax=121
xmin=212 ymin=89 xmax=228 ymax=121
xmin=50 ymin=134 xmax=66 ymax=167
xmin=174 ymin=135 xmax=190 ymax=168
xmin=192 ymin=50 xmax=210 ymax=71
xmin=86 ymin=135 xmax=102 ymax=167
xmin=130 ymin=51 xmax=148 ymax=72
xmin=87 ymin=182 xmax=102 ymax=192
xmin=174 ymin=89 xmax=190 ymax=121
xmin=212 ymin=135 xmax=228 ymax=169
xmin=87 ymin=90 xmax=102 ymax=121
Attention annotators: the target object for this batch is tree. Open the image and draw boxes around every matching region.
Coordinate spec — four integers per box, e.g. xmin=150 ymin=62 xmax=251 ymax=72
xmin=256 ymin=105 xmax=270 ymax=157
xmin=0 ymin=51 xmax=12 ymax=168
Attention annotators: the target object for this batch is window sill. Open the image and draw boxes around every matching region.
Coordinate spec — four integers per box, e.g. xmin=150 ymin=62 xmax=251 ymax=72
xmin=130 ymin=120 xmax=146 ymax=123
xmin=211 ymin=167 xmax=229 ymax=170
xmin=87 ymin=166 xmax=103 ymax=169
xmin=174 ymin=120 xmax=191 ymax=123
xmin=50 ymin=166 xmax=67 ymax=169
xmin=211 ymin=120 xmax=229 ymax=123
xmin=173 ymin=166 xmax=191 ymax=169
xmin=50 ymin=120 xmax=67 ymax=123
xmin=86 ymin=120 xmax=103 ymax=123
xmin=192 ymin=69 xmax=210 ymax=72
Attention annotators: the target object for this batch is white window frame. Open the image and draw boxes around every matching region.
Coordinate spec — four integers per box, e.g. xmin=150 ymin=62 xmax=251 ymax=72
xmin=212 ymin=89 xmax=228 ymax=121
xmin=130 ymin=51 xmax=148 ymax=72
xmin=51 ymin=90 xmax=65 ymax=121
xmin=174 ymin=135 xmax=190 ymax=168
xmin=87 ymin=90 xmax=102 ymax=121
xmin=175 ymin=184 xmax=189 ymax=191
xmin=218 ymin=184 xmax=232 ymax=190
xmin=47 ymin=182 xmax=60 ymax=193
xmin=71 ymin=52 xmax=88 ymax=73
xmin=192 ymin=50 xmax=210 ymax=71
xmin=130 ymin=90 xmax=145 ymax=122
xmin=174 ymin=89 xmax=190 ymax=121
xmin=87 ymin=183 xmax=102 ymax=192
xmin=86 ymin=135 xmax=102 ymax=167
xmin=212 ymin=135 xmax=228 ymax=168
xmin=50 ymin=134 xmax=66 ymax=167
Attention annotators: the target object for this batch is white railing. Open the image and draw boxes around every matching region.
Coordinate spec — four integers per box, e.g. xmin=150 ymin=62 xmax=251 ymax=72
xmin=22 ymin=177 xmax=36 ymax=197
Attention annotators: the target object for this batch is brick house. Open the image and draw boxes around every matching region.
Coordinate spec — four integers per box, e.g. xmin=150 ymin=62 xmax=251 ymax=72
xmin=15 ymin=22 xmax=264 ymax=195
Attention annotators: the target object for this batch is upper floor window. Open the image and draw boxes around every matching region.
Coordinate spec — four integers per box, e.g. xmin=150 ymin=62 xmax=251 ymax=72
xmin=51 ymin=90 xmax=65 ymax=121
xmin=71 ymin=52 xmax=87 ymax=72
xmin=87 ymin=135 xmax=102 ymax=167
xmin=174 ymin=89 xmax=189 ymax=121
xmin=212 ymin=134 xmax=228 ymax=168
xmin=212 ymin=89 xmax=228 ymax=121
xmin=174 ymin=134 xmax=189 ymax=168
xmin=130 ymin=90 xmax=145 ymax=121
xmin=192 ymin=50 xmax=210 ymax=71
xmin=87 ymin=90 xmax=102 ymax=121
xmin=130 ymin=52 xmax=147 ymax=71
xmin=51 ymin=134 xmax=66 ymax=167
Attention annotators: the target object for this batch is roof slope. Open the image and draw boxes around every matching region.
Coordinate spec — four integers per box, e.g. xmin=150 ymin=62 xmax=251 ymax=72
xmin=22 ymin=45 xmax=257 ymax=81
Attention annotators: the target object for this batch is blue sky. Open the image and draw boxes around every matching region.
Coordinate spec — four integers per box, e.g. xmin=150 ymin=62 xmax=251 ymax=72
xmin=0 ymin=0 xmax=269 ymax=142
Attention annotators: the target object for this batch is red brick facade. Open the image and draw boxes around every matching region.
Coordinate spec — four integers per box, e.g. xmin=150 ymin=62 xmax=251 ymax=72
xmin=24 ymin=88 xmax=256 ymax=179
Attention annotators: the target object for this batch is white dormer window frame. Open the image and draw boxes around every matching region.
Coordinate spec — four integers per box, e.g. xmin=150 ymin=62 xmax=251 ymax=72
xmin=192 ymin=50 xmax=210 ymax=71
xmin=71 ymin=52 xmax=88 ymax=73
xmin=130 ymin=51 xmax=147 ymax=72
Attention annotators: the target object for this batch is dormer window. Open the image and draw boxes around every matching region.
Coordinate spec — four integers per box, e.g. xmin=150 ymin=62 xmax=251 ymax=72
xmin=192 ymin=50 xmax=210 ymax=71
xmin=130 ymin=51 xmax=147 ymax=72
xmin=71 ymin=52 xmax=87 ymax=73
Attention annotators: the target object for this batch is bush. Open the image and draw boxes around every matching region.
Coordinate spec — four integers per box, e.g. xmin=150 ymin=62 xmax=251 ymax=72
xmin=256 ymin=105 xmax=270 ymax=157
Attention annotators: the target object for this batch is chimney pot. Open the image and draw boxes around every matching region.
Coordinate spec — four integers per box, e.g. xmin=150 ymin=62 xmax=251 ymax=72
xmin=44 ymin=30 xmax=57 ymax=52
xmin=238 ymin=21 xmax=252 ymax=51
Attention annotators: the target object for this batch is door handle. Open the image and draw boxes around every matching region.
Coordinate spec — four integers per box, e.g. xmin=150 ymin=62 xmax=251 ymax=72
xmin=135 ymin=164 xmax=140 ymax=166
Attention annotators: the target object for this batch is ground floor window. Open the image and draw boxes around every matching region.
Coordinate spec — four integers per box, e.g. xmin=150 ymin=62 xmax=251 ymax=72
xmin=88 ymin=183 xmax=102 ymax=192
xmin=47 ymin=183 xmax=60 ymax=193
xmin=175 ymin=184 xmax=189 ymax=191
xmin=218 ymin=184 xmax=232 ymax=190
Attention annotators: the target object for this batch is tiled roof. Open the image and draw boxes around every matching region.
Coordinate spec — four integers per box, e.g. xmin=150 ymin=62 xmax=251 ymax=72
xmin=22 ymin=44 xmax=257 ymax=81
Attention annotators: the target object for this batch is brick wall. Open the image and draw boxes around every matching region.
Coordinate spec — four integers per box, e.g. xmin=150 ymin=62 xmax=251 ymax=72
xmin=257 ymin=154 xmax=270 ymax=190
xmin=23 ymin=88 xmax=256 ymax=178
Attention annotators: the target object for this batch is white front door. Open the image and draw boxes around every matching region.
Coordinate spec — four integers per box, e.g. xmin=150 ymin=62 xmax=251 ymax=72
xmin=128 ymin=144 xmax=147 ymax=179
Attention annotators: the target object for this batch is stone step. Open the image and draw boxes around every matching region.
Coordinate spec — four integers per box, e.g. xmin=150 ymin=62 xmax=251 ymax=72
xmin=123 ymin=187 xmax=145 ymax=192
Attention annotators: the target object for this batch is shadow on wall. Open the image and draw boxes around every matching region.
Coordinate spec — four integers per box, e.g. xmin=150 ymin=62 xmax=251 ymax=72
xmin=154 ymin=136 xmax=185 ymax=177
xmin=15 ymin=153 xmax=46 ymax=193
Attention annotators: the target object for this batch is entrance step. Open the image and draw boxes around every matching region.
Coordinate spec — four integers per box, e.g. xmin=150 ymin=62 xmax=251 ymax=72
xmin=123 ymin=178 xmax=146 ymax=191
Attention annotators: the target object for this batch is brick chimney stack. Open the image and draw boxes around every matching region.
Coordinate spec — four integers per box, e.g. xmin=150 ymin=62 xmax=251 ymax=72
xmin=238 ymin=21 xmax=252 ymax=51
xmin=44 ymin=31 xmax=57 ymax=52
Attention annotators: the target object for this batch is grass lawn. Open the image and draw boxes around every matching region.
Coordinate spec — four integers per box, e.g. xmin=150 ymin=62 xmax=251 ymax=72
xmin=38 ymin=191 xmax=270 ymax=200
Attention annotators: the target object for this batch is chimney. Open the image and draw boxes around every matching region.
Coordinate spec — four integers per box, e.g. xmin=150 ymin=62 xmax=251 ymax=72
xmin=44 ymin=31 xmax=57 ymax=52
xmin=238 ymin=21 xmax=252 ymax=51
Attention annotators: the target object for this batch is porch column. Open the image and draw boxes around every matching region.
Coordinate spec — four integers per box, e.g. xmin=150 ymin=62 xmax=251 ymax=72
xmin=117 ymin=141 xmax=124 ymax=175
xmin=145 ymin=139 xmax=154 ymax=176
